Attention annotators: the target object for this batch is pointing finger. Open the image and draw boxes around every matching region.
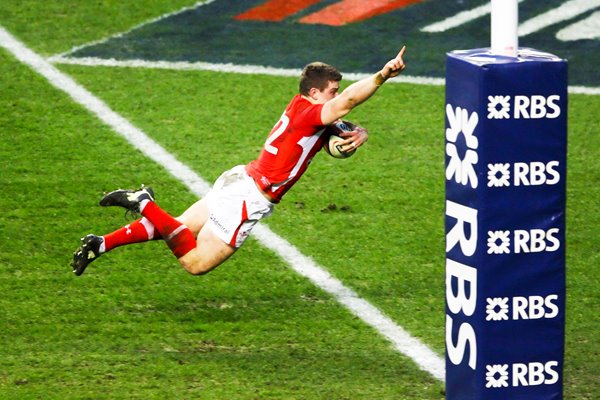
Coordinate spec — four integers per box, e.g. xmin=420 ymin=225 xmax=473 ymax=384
xmin=397 ymin=45 xmax=406 ymax=60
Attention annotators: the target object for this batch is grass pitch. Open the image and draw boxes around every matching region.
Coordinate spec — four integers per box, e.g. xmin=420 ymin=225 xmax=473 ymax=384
xmin=1 ymin=1 xmax=599 ymax=399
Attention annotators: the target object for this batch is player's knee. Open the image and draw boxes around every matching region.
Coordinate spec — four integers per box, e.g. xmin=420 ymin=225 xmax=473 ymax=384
xmin=180 ymin=258 xmax=214 ymax=276
xmin=183 ymin=262 xmax=209 ymax=275
xmin=190 ymin=266 xmax=212 ymax=276
xmin=177 ymin=242 xmax=232 ymax=276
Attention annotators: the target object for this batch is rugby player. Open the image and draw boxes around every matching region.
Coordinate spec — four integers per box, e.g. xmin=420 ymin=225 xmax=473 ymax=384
xmin=71 ymin=47 xmax=407 ymax=276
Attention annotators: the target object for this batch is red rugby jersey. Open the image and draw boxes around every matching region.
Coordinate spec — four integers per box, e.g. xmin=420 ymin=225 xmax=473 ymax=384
xmin=246 ymin=94 xmax=327 ymax=202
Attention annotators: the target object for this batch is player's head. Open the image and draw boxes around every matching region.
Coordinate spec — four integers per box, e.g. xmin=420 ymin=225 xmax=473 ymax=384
xmin=300 ymin=62 xmax=342 ymax=103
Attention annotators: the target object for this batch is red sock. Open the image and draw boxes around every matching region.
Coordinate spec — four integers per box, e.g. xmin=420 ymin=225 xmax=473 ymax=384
xmin=140 ymin=201 xmax=196 ymax=258
xmin=102 ymin=218 xmax=160 ymax=252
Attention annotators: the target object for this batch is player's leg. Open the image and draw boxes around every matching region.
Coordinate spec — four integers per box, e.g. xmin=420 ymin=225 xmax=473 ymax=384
xmin=166 ymin=197 xmax=235 ymax=274
xmin=176 ymin=226 xmax=237 ymax=275
xmin=73 ymin=186 xmax=195 ymax=275
xmin=84 ymin=166 xmax=273 ymax=276
xmin=174 ymin=165 xmax=276 ymax=275
xmin=98 ymin=197 xmax=209 ymax=257
xmin=71 ymin=217 xmax=160 ymax=276
xmin=98 ymin=187 xmax=234 ymax=274
xmin=175 ymin=198 xmax=209 ymax=235
xmin=176 ymin=166 xmax=275 ymax=275
xmin=96 ymin=186 xmax=198 ymax=259
xmin=72 ymin=187 xmax=161 ymax=275
xmin=103 ymin=217 xmax=161 ymax=250
xmin=137 ymin=199 xmax=197 ymax=259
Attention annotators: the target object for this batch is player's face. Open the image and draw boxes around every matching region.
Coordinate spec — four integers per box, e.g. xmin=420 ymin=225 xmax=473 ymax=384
xmin=312 ymin=80 xmax=340 ymax=104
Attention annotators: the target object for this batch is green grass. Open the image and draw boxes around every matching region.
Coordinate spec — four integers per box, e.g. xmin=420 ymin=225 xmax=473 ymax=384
xmin=0 ymin=48 xmax=445 ymax=400
xmin=1 ymin=1 xmax=599 ymax=399
xmin=0 ymin=0 xmax=201 ymax=56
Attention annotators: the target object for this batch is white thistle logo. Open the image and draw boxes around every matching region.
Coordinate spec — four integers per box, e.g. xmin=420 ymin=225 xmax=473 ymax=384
xmin=487 ymin=163 xmax=510 ymax=187
xmin=487 ymin=96 xmax=511 ymax=119
xmin=486 ymin=364 xmax=510 ymax=388
xmin=446 ymin=104 xmax=479 ymax=188
xmin=486 ymin=297 xmax=510 ymax=321
xmin=488 ymin=230 xmax=511 ymax=254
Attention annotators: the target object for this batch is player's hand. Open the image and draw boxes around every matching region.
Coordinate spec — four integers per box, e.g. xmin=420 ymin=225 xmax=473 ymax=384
xmin=338 ymin=126 xmax=369 ymax=152
xmin=381 ymin=46 xmax=407 ymax=79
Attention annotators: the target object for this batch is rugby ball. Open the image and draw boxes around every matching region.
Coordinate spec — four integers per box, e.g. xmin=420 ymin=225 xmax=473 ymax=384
xmin=323 ymin=120 xmax=357 ymax=159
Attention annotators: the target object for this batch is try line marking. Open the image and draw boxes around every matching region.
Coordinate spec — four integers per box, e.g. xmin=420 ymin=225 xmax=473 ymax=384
xmin=48 ymin=55 xmax=600 ymax=95
xmin=48 ymin=55 xmax=446 ymax=87
xmin=0 ymin=26 xmax=446 ymax=382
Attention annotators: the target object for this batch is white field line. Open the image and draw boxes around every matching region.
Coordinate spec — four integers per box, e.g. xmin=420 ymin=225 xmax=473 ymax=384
xmin=569 ymin=85 xmax=600 ymax=95
xmin=0 ymin=26 xmax=446 ymax=382
xmin=421 ymin=0 xmax=527 ymax=33
xmin=421 ymin=1 xmax=493 ymax=32
xmin=519 ymin=0 xmax=600 ymax=36
xmin=421 ymin=0 xmax=600 ymax=36
xmin=48 ymin=54 xmax=600 ymax=95
xmin=556 ymin=11 xmax=600 ymax=41
xmin=48 ymin=55 xmax=446 ymax=86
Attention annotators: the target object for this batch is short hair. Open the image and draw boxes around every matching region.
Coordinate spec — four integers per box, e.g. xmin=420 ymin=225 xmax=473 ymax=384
xmin=299 ymin=62 xmax=343 ymax=96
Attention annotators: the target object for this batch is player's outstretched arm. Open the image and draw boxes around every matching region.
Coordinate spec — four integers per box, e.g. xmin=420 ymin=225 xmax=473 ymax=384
xmin=321 ymin=46 xmax=407 ymax=125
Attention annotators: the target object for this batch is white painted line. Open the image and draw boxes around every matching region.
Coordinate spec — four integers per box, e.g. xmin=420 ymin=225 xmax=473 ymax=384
xmin=48 ymin=55 xmax=446 ymax=86
xmin=48 ymin=54 xmax=600 ymax=95
xmin=519 ymin=0 xmax=600 ymax=37
xmin=48 ymin=54 xmax=302 ymax=77
xmin=556 ymin=10 xmax=600 ymax=41
xmin=421 ymin=2 xmax=492 ymax=33
xmin=421 ymin=0 xmax=526 ymax=33
xmin=0 ymin=25 xmax=446 ymax=382
xmin=569 ymin=85 xmax=600 ymax=95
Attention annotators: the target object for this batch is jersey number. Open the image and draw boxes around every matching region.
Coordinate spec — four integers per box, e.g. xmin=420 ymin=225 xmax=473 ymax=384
xmin=265 ymin=113 xmax=289 ymax=155
xmin=264 ymin=113 xmax=324 ymax=190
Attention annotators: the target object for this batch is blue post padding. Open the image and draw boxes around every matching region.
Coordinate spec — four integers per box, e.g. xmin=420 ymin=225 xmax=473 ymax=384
xmin=445 ymin=48 xmax=567 ymax=400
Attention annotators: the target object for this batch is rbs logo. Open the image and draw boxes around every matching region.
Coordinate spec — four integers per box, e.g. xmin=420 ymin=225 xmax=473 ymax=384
xmin=513 ymin=295 xmax=559 ymax=320
xmin=514 ymin=95 xmax=561 ymax=119
xmin=514 ymin=161 xmax=560 ymax=186
xmin=487 ymin=95 xmax=561 ymax=120
xmin=487 ymin=228 xmax=561 ymax=255
xmin=488 ymin=161 xmax=561 ymax=188
xmin=486 ymin=361 xmax=560 ymax=388
xmin=486 ymin=295 xmax=560 ymax=321
xmin=514 ymin=229 xmax=561 ymax=253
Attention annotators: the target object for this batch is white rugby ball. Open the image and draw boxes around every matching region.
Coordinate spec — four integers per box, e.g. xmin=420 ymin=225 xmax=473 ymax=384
xmin=324 ymin=121 xmax=357 ymax=159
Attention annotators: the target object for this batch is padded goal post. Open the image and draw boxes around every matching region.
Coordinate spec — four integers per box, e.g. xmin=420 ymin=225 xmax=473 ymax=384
xmin=444 ymin=48 xmax=567 ymax=400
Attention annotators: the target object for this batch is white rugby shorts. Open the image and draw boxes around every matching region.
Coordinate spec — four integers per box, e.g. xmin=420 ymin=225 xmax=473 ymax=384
xmin=204 ymin=165 xmax=274 ymax=248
